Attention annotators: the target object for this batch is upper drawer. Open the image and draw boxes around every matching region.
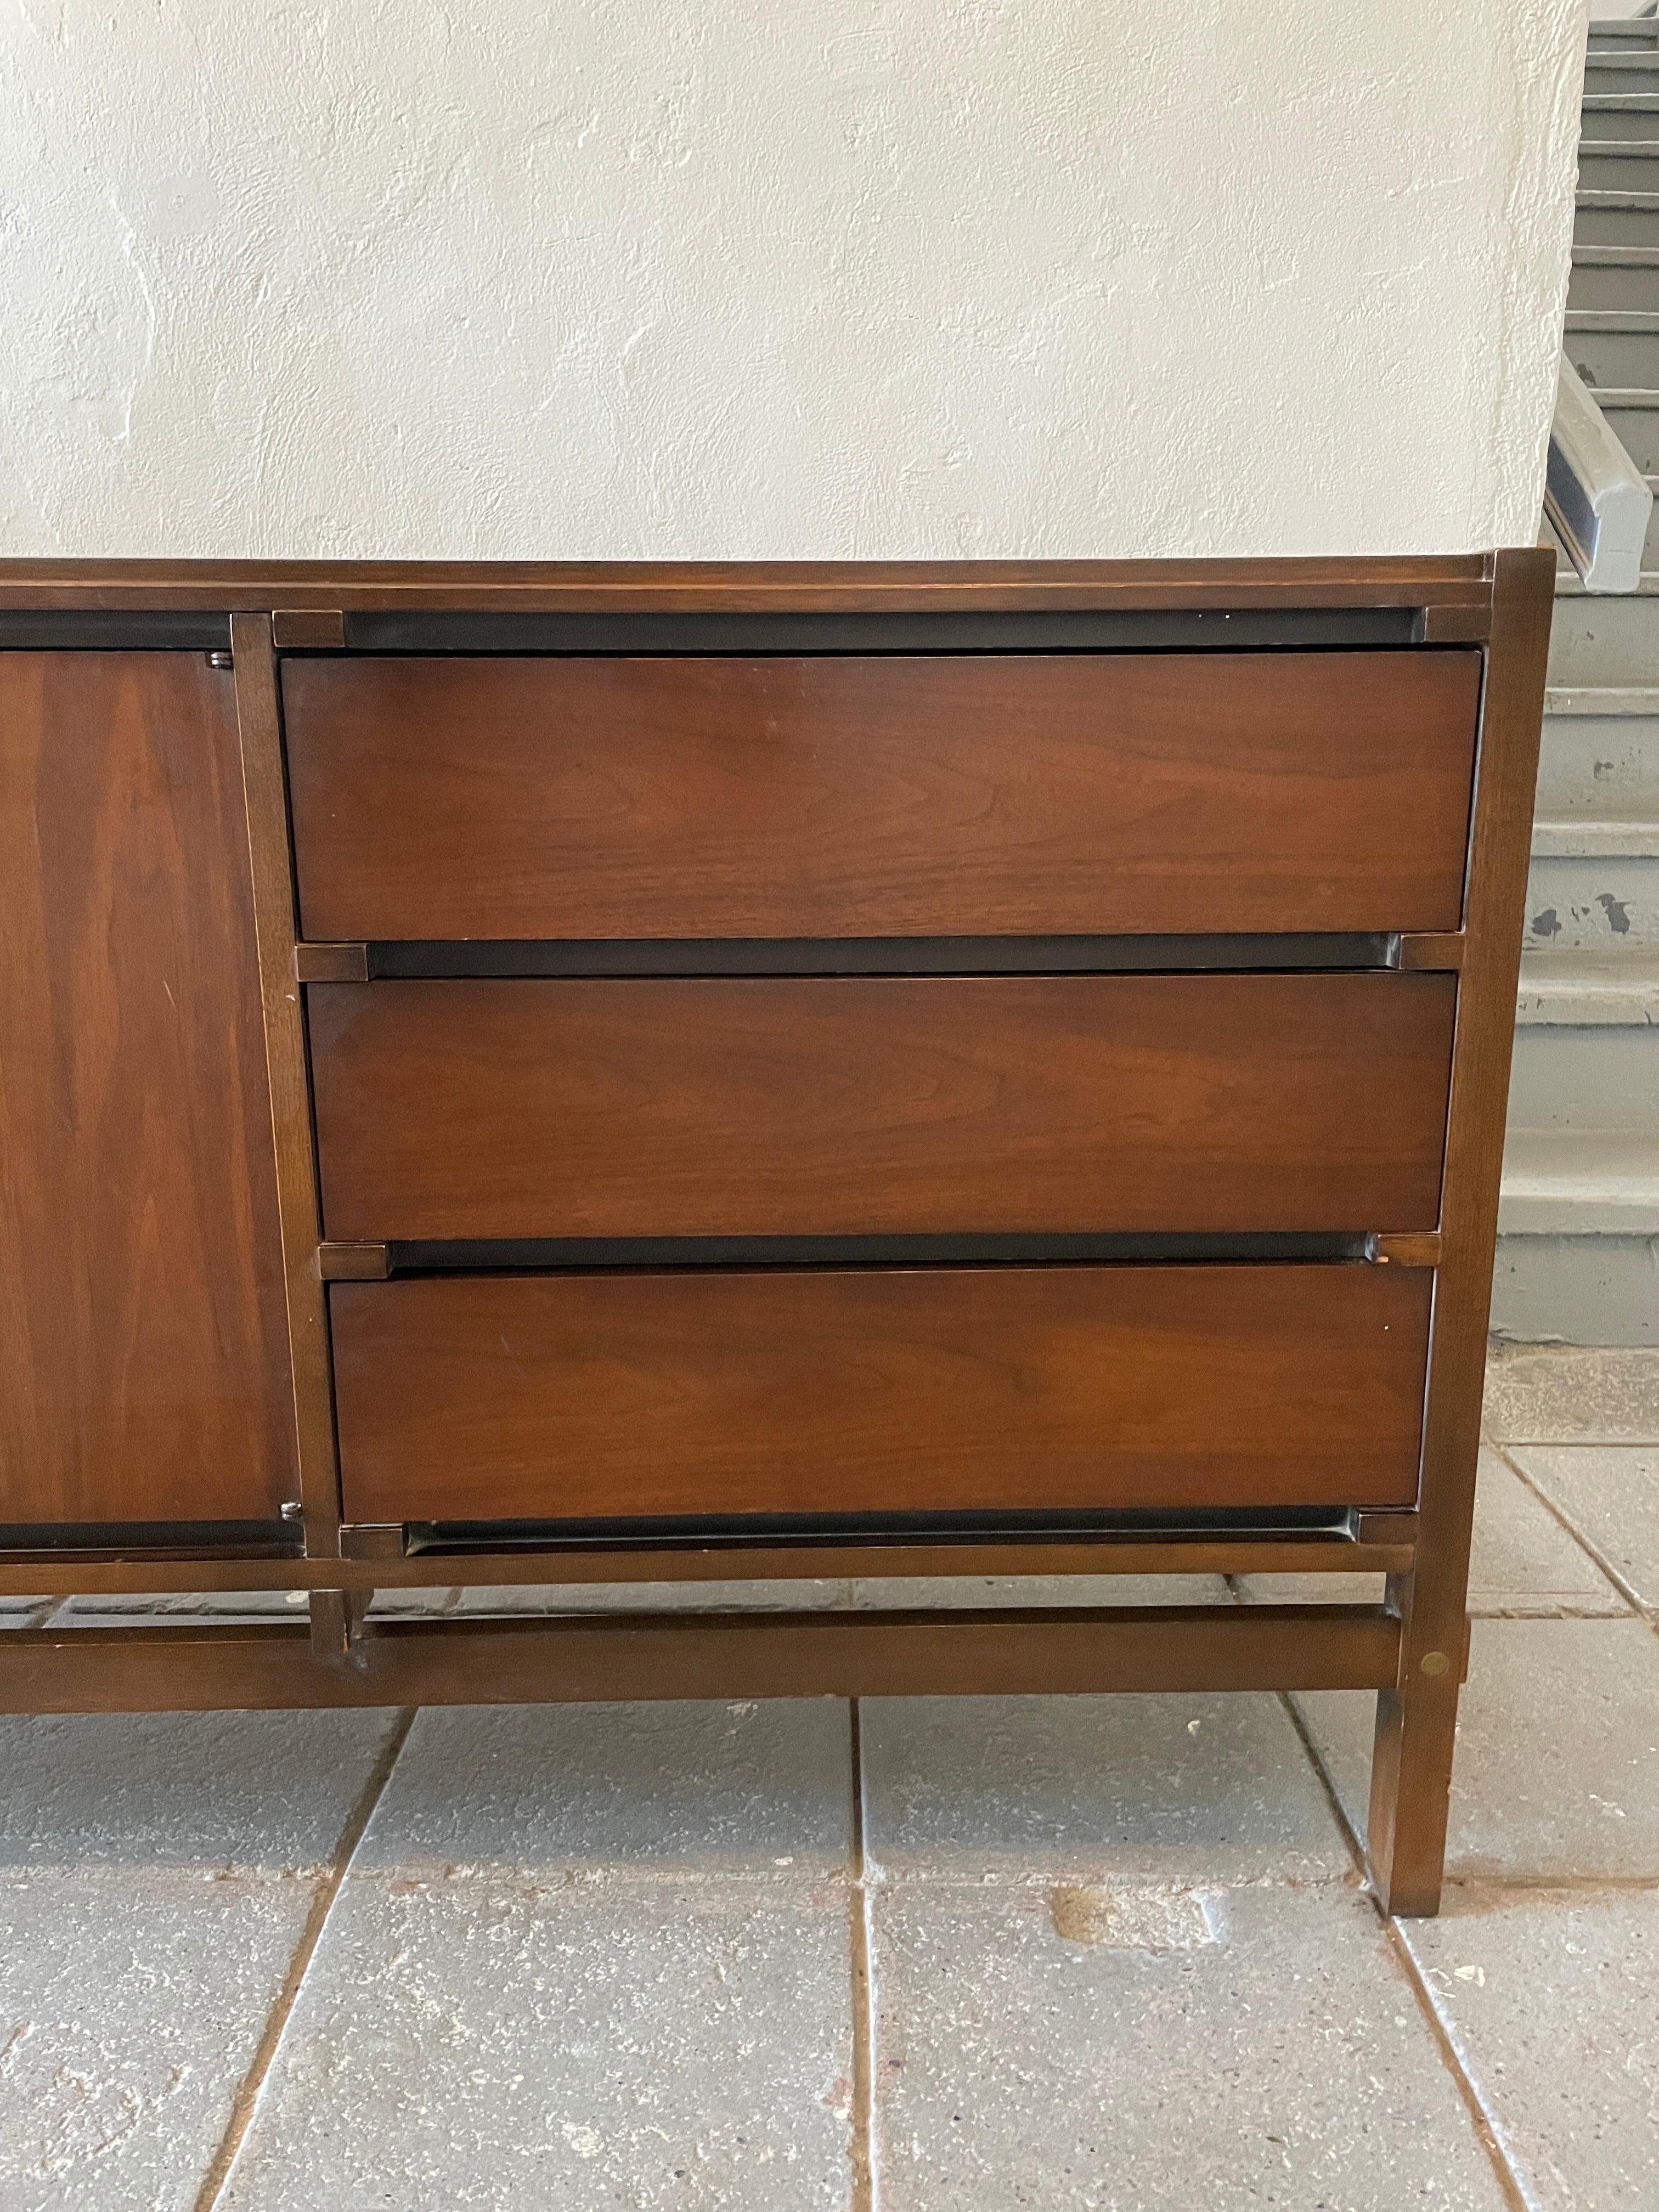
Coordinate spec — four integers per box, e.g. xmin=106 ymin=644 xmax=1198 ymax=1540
xmin=283 ymin=652 xmax=1481 ymax=941
xmin=308 ymin=972 xmax=1455 ymax=1241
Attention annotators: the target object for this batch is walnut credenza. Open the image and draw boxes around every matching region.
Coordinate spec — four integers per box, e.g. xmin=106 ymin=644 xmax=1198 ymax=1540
xmin=0 ymin=554 xmax=1554 ymax=1915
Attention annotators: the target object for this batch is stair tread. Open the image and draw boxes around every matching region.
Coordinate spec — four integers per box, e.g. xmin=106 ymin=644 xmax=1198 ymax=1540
xmin=1577 ymin=189 xmax=1659 ymax=205
xmin=1544 ymin=685 xmax=1659 ymax=712
xmin=1574 ymin=245 xmax=1659 ymax=263
xmin=1531 ymin=818 xmax=1659 ymax=855
xmin=1566 ymin=308 xmax=1659 ymax=328
xmin=1498 ymin=1132 xmax=1659 ymax=1237
xmin=1516 ymin=951 xmax=1659 ymax=1023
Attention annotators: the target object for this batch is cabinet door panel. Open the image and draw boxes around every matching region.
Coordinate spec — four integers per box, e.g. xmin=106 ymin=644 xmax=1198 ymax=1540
xmin=0 ymin=654 xmax=292 ymax=1527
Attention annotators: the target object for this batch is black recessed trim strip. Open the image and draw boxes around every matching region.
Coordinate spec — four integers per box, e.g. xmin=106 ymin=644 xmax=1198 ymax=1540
xmin=380 ymin=1231 xmax=1374 ymax=1274
xmin=405 ymin=1504 xmax=1360 ymax=1553
xmin=0 ymin=610 xmax=233 ymax=651
xmin=0 ymin=1519 xmax=295 ymax=1553
xmin=339 ymin=606 xmax=1424 ymax=655
xmin=365 ymin=933 xmax=1402 ymax=980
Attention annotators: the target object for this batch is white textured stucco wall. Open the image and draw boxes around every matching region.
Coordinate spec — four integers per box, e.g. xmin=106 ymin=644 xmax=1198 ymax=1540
xmin=1 ymin=1 xmax=1587 ymax=560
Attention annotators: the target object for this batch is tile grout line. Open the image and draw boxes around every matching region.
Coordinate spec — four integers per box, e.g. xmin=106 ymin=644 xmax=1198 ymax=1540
xmin=1376 ymin=1920 xmax=1532 ymax=2212
xmin=1274 ymin=1688 xmax=1532 ymax=2212
xmin=1491 ymin=1441 xmax=1659 ymax=1631
xmin=189 ymin=1705 xmax=419 ymax=2212
xmin=848 ymin=1697 xmax=876 ymax=2212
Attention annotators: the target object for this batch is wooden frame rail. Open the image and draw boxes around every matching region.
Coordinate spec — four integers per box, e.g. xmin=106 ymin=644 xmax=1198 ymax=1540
xmin=0 ymin=1605 xmax=1404 ymax=1714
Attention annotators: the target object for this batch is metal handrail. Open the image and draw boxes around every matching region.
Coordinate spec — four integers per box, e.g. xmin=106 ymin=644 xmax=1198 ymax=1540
xmin=1546 ymin=353 xmax=1651 ymax=591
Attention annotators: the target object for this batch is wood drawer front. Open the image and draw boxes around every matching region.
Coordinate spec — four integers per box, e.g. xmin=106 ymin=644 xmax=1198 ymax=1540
xmin=331 ymin=1263 xmax=1431 ymax=1523
xmin=284 ymin=652 xmax=1480 ymax=941
xmin=309 ymin=973 xmax=1455 ymax=1240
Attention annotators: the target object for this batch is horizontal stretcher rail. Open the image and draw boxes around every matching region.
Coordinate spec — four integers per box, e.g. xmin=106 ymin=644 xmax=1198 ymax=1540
xmin=0 ymin=1605 xmax=1404 ymax=1711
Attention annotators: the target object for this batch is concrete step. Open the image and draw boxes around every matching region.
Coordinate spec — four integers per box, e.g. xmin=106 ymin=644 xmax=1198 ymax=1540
xmin=1508 ymin=958 xmax=1659 ymax=1131
xmin=1582 ymin=97 xmax=1659 ymax=139
xmin=1549 ymin=565 xmax=1659 ymax=678
xmin=1574 ymin=202 xmax=1659 ymax=244
xmin=1584 ymin=59 xmax=1659 ymax=93
xmin=1564 ymin=317 xmax=1659 ymax=386
xmin=1496 ymin=1036 xmax=1659 ymax=1341
xmin=1499 ymin=1132 xmax=1659 ymax=1233
xmin=1577 ymin=187 xmax=1659 ymax=208
xmin=1539 ymin=687 xmax=1659 ymax=821
xmin=1493 ymin=1119 xmax=1659 ymax=1347
xmin=1578 ymin=143 xmax=1659 ymax=190
xmin=1524 ymin=847 xmax=1659 ymax=950
xmin=1491 ymin=1221 xmax=1658 ymax=1346
xmin=1515 ymin=947 xmax=1659 ymax=1023
xmin=1568 ymin=256 xmax=1659 ymax=309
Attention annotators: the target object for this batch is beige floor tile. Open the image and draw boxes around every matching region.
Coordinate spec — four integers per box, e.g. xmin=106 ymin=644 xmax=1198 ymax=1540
xmin=861 ymin=1689 xmax=1351 ymax=1888
xmin=217 ymin=1878 xmax=853 ymax=2212
xmin=1465 ymin=1452 xmax=1630 ymax=1616
xmin=0 ymin=1870 xmax=324 ymax=2212
xmin=869 ymin=1882 xmax=1511 ymax=2211
xmin=354 ymin=1699 xmax=854 ymax=1881
xmin=1508 ymin=1445 xmax=1659 ymax=1609
xmin=1401 ymin=1887 xmax=1659 ymax=2212
xmin=0 ymin=1709 xmax=405 ymax=2211
xmin=0 ymin=1709 xmax=402 ymax=1873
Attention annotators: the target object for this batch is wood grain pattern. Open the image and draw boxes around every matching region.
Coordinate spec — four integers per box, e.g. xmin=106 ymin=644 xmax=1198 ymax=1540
xmin=0 ymin=653 xmax=292 ymax=1525
xmin=0 ymin=552 xmax=1494 ymax=616
xmin=330 ymin=1263 xmax=1433 ymax=1523
xmin=1367 ymin=543 xmax=1558 ymax=1917
xmin=0 ymin=1605 xmax=1404 ymax=1714
xmin=283 ymin=652 xmax=1481 ymax=942
xmin=309 ymin=972 xmax=1457 ymax=1240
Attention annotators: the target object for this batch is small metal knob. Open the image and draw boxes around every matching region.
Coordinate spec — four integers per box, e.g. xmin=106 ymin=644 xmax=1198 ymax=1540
xmin=206 ymin=651 xmax=233 ymax=669
xmin=279 ymin=1500 xmax=304 ymax=1523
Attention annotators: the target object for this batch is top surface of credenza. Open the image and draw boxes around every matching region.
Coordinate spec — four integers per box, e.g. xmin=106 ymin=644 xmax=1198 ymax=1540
xmin=0 ymin=552 xmax=1498 ymax=614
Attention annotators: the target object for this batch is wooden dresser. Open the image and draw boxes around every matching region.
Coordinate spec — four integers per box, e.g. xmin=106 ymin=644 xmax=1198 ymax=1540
xmin=0 ymin=554 xmax=1554 ymax=1915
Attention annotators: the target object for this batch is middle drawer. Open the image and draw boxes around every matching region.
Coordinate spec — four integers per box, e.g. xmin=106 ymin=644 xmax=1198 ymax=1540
xmin=309 ymin=972 xmax=1454 ymax=1240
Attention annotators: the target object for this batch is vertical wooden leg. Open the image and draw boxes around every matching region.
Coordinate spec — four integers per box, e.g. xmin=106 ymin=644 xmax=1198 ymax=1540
xmin=311 ymin=1588 xmax=369 ymax=1659
xmin=1365 ymin=1566 xmax=1469 ymax=1917
xmin=1365 ymin=1669 xmax=1461 ymax=1917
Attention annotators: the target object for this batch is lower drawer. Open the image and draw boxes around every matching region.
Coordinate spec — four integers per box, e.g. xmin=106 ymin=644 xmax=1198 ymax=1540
xmin=330 ymin=1263 xmax=1431 ymax=1525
